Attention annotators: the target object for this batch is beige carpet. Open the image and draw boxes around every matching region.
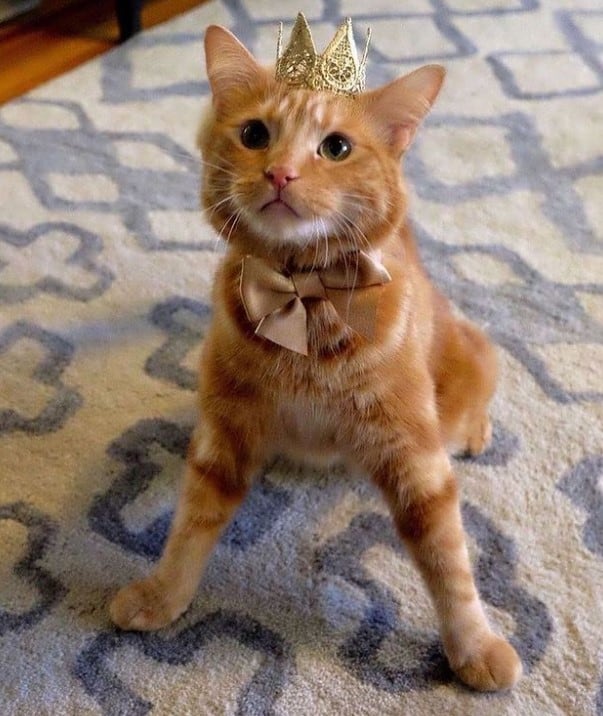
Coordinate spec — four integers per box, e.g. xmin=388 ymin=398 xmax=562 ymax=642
xmin=1 ymin=0 xmax=602 ymax=713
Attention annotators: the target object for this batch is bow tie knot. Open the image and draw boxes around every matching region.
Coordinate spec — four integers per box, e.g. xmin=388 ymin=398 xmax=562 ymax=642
xmin=239 ymin=251 xmax=391 ymax=355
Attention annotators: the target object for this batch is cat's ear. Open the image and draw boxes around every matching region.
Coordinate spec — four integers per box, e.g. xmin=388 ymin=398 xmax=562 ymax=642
xmin=364 ymin=65 xmax=445 ymax=156
xmin=204 ymin=26 xmax=266 ymax=107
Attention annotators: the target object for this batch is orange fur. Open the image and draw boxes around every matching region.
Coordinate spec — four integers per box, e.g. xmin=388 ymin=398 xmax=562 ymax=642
xmin=110 ymin=24 xmax=521 ymax=692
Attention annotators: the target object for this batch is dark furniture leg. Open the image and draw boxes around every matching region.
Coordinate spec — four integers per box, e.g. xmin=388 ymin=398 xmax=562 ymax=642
xmin=116 ymin=0 xmax=143 ymax=41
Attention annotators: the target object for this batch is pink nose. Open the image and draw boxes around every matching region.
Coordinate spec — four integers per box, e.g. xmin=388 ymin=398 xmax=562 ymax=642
xmin=264 ymin=166 xmax=298 ymax=190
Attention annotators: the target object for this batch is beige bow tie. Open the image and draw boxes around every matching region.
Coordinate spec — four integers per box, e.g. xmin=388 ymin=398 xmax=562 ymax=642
xmin=239 ymin=251 xmax=392 ymax=355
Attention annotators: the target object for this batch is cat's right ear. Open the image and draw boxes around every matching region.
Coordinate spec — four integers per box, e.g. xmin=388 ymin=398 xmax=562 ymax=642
xmin=363 ymin=65 xmax=445 ymax=157
xmin=204 ymin=26 xmax=265 ymax=108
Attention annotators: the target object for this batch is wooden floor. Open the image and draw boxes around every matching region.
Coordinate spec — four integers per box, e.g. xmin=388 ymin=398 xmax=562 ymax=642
xmin=0 ymin=0 xmax=206 ymax=104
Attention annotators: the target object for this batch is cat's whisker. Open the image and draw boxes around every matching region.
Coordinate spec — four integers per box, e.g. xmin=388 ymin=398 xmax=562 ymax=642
xmin=342 ymin=191 xmax=395 ymax=208
xmin=328 ymin=216 xmax=348 ymax=257
xmin=348 ymin=191 xmax=396 ymax=212
xmin=200 ymin=156 xmax=236 ymax=171
xmin=331 ymin=210 xmax=372 ymax=256
xmin=330 ymin=218 xmax=353 ymax=280
xmin=205 ymin=194 xmax=235 ymax=217
xmin=206 ymin=193 xmax=246 ymax=251
xmin=214 ymin=215 xmax=233 ymax=251
xmin=329 ymin=214 xmax=374 ymax=304
xmin=320 ymin=218 xmax=329 ymax=268
xmin=348 ymin=223 xmax=372 ymax=254
xmin=224 ymin=207 xmax=244 ymax=246
xmin=213 ymin=203 xmax=244 ymax=250
xmin=343 ymin=205 xmax=388 ymax=224
xmin=310 ymin=219 xmax=320 ymax=273
xmin=200 ymin=160 xmax=239 ymax=181
xmin=340 ymin=193 xmax=398 ymax=230
xmin=200 ymin=167 xmax=237 ymax=180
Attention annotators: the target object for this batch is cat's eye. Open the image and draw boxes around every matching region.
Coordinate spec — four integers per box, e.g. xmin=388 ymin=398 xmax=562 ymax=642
xmin=240 ymin=120 xmax=270 ymax=150
xmin=318 ymin=133 xmax=352 ymax=162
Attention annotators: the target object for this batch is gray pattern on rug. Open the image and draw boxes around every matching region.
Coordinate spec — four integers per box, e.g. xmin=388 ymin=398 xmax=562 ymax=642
xmin=0 ymin=0 xmax=601 ymax=713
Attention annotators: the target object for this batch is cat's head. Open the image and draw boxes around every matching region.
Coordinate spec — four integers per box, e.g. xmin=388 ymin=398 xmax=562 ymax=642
xmin=199 ymin=24 xmax=444 ymax=266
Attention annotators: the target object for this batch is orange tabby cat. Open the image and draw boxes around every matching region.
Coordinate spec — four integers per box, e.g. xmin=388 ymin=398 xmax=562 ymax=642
xmin=110 ymin=24 xmax=522 ymax=691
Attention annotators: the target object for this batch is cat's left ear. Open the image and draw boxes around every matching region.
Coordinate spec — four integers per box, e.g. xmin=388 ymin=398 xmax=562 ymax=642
xmin=364 ymin=65 xmax=445 ymax=156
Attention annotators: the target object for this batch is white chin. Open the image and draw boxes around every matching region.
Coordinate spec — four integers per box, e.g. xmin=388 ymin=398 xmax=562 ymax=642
xmin=246 ymin=210 xmax=329 ymax=246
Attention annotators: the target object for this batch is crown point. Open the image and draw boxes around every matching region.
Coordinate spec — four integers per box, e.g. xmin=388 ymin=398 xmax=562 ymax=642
xmin=275 ymin=14 xmax=371 ymax=95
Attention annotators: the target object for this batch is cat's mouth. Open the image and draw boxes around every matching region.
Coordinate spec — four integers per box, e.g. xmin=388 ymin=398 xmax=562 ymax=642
xmin=260 ymin=198 xmax=300 ymax=218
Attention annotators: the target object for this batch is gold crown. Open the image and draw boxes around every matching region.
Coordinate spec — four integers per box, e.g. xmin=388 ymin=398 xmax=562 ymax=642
xmin=275 ymin=13 xmax=371 ymax=96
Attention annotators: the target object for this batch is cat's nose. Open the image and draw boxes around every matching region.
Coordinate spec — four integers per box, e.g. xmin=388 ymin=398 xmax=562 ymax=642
xmin=264 ymin=166 xmax=299 ymax=190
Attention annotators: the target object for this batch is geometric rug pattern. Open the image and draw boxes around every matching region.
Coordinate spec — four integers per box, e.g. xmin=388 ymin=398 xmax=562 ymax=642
xmin=1 ymin=0 xmax=601 ymax=713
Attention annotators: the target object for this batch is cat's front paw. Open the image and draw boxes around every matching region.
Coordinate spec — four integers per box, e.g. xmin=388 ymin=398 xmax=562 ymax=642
xmin=450 ymin=633 xmax=522 ymax=692
xmin=109 ymin=576 xmax=185 ymax=631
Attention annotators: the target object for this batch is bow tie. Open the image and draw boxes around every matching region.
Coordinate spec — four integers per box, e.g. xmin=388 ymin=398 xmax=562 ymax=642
xmin=239 ymin=251 xmax=392 ymax=355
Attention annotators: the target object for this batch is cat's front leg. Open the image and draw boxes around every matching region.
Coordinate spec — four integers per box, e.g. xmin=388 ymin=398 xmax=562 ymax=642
xmin=110 ymin=428 xmax=252 ymax=631
xmin=357 ymin=437 xmax=522 ymax=691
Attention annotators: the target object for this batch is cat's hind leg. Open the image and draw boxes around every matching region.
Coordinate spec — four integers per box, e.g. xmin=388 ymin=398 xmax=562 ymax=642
xmin=432 ymin=313 xmax=498 ymax=458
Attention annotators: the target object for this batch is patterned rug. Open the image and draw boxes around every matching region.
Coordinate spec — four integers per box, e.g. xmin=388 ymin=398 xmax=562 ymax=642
xmin=1 ymin=0 xmax=602 ymax=713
